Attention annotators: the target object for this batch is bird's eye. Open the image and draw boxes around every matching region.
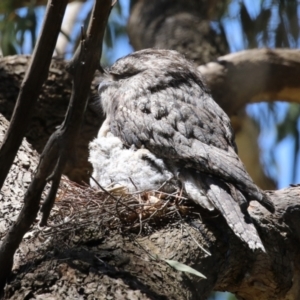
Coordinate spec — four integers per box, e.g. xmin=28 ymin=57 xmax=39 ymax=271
xmin=111 ymin=73 xmax=131 ymax=81
xmin=110 ymin=69 xmax=142 ymax=81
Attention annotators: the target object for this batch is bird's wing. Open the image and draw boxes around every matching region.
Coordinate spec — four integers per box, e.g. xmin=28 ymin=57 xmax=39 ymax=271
xmin=109 ymin=85 xmax=274 ymax=212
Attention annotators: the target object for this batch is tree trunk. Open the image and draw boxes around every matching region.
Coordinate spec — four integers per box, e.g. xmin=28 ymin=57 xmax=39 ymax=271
xmin=127 ymin=0 xmax=229 ymax=65
xmin=1 ymin=112 xmax=300 ymax=299
xmin=1 ymin=1 xmax=300 ymax=298
xmin=0 ymin=55 xmax=104 ymax=184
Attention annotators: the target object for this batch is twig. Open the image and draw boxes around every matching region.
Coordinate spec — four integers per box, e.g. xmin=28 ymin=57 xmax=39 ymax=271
xmin=0 ymin=0 xmax=113 ymax=293
xmin=129 ymin=177 xmax=138 ymax=191
xmin=0 ymin=1 xmax=68 ymax=191
xmin=90 ymin=175 xmax=138 ymax=214
xmin=175 ymin=211 xmax=211 ymax=256
xmin=0 ymin=0 xmax=69 ymax=293
xmin=133 ymin=239 xmax=158 ymax=261
xmin=141 ymin=200 xmax=170 ymax=223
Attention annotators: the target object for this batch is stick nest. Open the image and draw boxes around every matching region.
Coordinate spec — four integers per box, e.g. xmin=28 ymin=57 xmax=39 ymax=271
xmin=44 ymin=177 xmax=202 ymax=237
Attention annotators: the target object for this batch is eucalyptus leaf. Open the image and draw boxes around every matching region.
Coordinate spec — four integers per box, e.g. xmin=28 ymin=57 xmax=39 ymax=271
xmin=164 ymin=259 xmax=207 ymax=279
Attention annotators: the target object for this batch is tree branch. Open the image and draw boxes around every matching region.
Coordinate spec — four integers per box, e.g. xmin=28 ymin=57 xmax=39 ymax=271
xmin=199 ymin=48 xmax=300 ymax=115
xmin=0 ymin=0 xmax=85 ymax=13
xmin=0 ymin=0 xmax=68 ymax=190
xmin=1 ymin=49 xmax=299 ymax=186
xmin=128 ymin=0 xmax=229 ymax=65
xmin=2 ymin=168 xmax=300 ymax=299
xmin=0 ymin=0 xmax=112 ymax=293
xmin=1 ymin=49 xmax=300 ymax=298
xmin=0 ymin=55 xmax=103 ymax=184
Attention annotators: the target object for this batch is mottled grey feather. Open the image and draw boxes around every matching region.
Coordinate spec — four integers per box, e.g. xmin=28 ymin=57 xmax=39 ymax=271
xmin=97 ymin=49 xmax=274 ymax=250
xmin=201 ymin=174 xmax=265 ymax=251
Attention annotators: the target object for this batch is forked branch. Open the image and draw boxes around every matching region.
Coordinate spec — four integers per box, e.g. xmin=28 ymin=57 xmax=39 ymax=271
xmin=0 ymin=0 xmax=113 ymax=293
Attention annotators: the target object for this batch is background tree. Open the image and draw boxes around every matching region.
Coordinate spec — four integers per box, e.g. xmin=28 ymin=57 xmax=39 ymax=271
xmin=0 ymin=1 xmax=300 ymax=300
xmin=2 ymin=0 xmax=299 ymax=188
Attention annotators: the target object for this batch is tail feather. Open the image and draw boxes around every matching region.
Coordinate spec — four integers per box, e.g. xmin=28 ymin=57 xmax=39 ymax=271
xmin=178 ymin=169 xmax=267 ymax=251
xmin=203 ymin=176 xmax=265 ymax=252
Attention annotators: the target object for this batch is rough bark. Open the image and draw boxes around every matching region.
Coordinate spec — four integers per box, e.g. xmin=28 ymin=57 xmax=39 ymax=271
xmin=0 ymin=115 xmax=40 ymax=238
xmin=0 ymin=0 xmax=113 ymax=292
xmin=1 ymin=113 xmax=300 ymax=300
xmin=0 ymin=1 xmax=298 ymax=298
xmin=1 ymin=49 xmax=297 ymax=187
xmin=199 ymin=49 xmax=300 ymax=115
xmin=0 ymin=55 xmax=104 ymax=184
xmin=127 ymin=0 xmax=229 ymax=65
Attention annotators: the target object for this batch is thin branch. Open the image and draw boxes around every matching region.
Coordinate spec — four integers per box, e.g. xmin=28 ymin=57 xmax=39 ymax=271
xmin=0 ymin=0 xmax=113 ymax=293
xmin=0 ymin=0 xmax=68 ymax=190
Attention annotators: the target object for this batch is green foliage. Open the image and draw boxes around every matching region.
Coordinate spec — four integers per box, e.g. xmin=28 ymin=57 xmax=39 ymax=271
xmin=0 ymin=1 xmax=16 ymax=13
xmin=0 ymin=4 xmax=36 ymax=55
xmin=218 ymin=0 xmax=300 ymax=184
xmin=221 ymin=0 xmax=300 ymax=49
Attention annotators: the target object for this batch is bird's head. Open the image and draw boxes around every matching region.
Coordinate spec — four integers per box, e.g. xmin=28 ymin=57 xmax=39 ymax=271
xmin=98 ymin=49 xmax=208 ymax=117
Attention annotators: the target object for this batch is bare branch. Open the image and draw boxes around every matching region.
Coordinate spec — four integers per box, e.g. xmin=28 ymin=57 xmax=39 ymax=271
xmin=0 ymin=0 xmax=112 ymax=293
xmin=199 ymin=48 xmax=300 ymax=115
xmin=1 ymin=49 xmax=299 ymax=186
xmin=0 ymin=0 xmax=68 ymax=190
xmin=0 ymin=0 xmax=85 ymax=13
xmin=2 ymin=171 xmax=300 ymax=299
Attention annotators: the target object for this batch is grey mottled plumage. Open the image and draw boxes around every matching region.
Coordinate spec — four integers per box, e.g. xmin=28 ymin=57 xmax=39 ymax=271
xmin=94 ymin=49 xmax=274 ymax=251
